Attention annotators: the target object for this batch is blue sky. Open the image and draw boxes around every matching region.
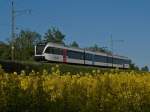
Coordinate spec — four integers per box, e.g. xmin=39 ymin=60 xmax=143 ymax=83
xmin=1 ymin=0 xmax=150 ymax=68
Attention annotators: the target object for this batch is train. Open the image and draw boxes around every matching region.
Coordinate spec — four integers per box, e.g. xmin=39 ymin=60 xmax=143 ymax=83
xmin=34 ymin=42 xmax=131 ymax=69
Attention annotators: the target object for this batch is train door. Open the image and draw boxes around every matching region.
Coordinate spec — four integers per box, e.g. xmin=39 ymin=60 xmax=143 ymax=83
xmin=63 ymin=49 xmax=67 ymax=63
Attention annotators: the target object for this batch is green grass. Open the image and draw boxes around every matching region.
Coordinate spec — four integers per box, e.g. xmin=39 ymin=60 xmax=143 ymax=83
xmin=0 ymin=60 xmax=134 ymax=75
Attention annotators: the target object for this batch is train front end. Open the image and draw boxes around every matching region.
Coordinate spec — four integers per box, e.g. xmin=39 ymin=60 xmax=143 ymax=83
xmin=34 ymin=43 xmax=46 ymax=61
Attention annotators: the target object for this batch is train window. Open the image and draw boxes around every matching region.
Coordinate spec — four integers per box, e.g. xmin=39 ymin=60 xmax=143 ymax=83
xmin=113 ymin=58 xmax=117 ymax=64
xmin=119 ymin=59 xmax=123 ymax=64
xmin=121 ymin=59 xmax=126 ymax=64
xmin=113 ymin=58 xmax=119 ymax=64
xmin=45 ymin=47 xmax=63 ymax=55
xmin=36 ymin=45 xmax=45 ymax=55
xmin=123 ymin=59 xmax=131 ymax=64
xmin=67 ymin=50 xmax=84 ymax=60
xmin=94 ymin=55 xmax=107 ymax=63
xmin=85 ymin=53 xmax=93 ymax=60
xmin=113 ymin=58 xmax=121 ymax=64
xmin=108 ymin=57 xmax=121 ymax=64
xmin=45 ymin=47 xmax=52 ymax=53
xmin=53 ymin=48 xmax=63 ymax=55
xmin=113 ymin=58 xmax=130 ymax=64
xmin=108 ymin=57 xmax=113 ymax=63
xmin=103 ymin=56 xmax=130 ymax=65
xmin=117 ymin=59 xmax=125 ymax=64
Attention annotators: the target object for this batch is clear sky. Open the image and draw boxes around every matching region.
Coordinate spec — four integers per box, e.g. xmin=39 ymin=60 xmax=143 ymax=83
xmin=1 ymin=0 xmax=150 ymax=68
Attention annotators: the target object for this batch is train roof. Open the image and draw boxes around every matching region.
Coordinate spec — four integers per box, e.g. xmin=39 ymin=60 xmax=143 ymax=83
xmin=44 ymin=42 xmax=130 ymax=60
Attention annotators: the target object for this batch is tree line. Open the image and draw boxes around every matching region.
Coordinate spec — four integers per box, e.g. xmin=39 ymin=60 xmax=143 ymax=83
xmin=0 ymin=27 xmax=74 ymax=60
xmin=0 ymin=27 xmax=109 ymax=61
xmin=0 ymin=27 xmax=149 ymax=71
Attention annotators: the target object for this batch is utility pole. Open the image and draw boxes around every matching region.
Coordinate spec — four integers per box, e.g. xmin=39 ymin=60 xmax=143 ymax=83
xmin=110 ymin=34 xmax=114 ymax=67
xmin=110 ymin=34 xmax=124 ymax=67
xmin=110 ymin=34 xmax=113 ymax=53
xmin=101 ymin=46 xmax=109 ymax=67
xmin=11 ymin=0 xmax=31 ymax=60
xmin=11 ymin=0 xmax=15 ymax=60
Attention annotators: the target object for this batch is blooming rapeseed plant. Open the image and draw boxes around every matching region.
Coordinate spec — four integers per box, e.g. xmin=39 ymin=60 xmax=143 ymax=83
xmin=0 ymin=67 xmax=150 ymax=112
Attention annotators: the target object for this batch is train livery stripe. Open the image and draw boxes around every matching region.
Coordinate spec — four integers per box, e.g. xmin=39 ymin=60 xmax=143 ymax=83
xmin=63 ymin=49 xmax=67 ymax=63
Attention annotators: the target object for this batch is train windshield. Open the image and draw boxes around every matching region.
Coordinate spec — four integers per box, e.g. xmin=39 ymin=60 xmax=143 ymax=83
xmin=35 ymin=44 xmax=45 ymax=55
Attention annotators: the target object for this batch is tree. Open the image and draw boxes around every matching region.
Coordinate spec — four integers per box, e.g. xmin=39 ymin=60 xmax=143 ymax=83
xmin=85 ymin=44 xmax=111 ymax=53
xmin=0 ymin=41 xmax=10 ymax=60
xmin=93 ymin=44 xmax=99 ymax=51
xmin=44 ymin=27 xmax=65 ymax=44
xmin=129 ymin=63 xmax=139 ymax=71
xmin=70 ymin=41 xmax=79 ymax=48
xmin=141 ymin=65 xmax=149 ymax=72
xmin=13 ymin=30 xmax=41 ymax=60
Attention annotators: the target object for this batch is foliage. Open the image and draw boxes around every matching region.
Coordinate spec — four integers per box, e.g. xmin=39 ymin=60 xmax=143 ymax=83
xmin=141 ymin=65 xmax=149 ymax=72
xmin=0 ymin=67 xmax=150 ymax=111
xmin=130 ymin=63 xmax=140 ymax=71
xmin=85 ymin=44 xmax=111 ymax=54
xmin=70 ymin=41 xmax=79 ymax=48
xmin=0 ymin=41 xmax=11 ymax=60
xmin=0 ymin=27 xmax=65 ymax=61
xmin=13 ymin=30 xmax=41 ymax=60
xmin=44 ymin=27 xmax=65 ymax=44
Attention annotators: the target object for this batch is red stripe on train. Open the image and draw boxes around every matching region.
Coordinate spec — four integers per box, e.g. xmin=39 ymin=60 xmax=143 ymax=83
xmin=63 ymin=49 xmax=67 ymax=63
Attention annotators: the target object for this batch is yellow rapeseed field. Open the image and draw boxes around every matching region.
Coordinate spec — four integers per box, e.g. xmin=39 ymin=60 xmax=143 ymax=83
xmin=0 ymin=65 xmax=150 ymax=112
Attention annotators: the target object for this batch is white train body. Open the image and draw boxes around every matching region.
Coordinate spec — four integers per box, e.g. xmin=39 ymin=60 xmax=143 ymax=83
xmin=35 ymin=42 xmax=131 ymax=69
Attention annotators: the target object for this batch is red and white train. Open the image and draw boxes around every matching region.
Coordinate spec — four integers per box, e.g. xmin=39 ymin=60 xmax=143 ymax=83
xmin=34 ymin=42 xmax=131 ymax=68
